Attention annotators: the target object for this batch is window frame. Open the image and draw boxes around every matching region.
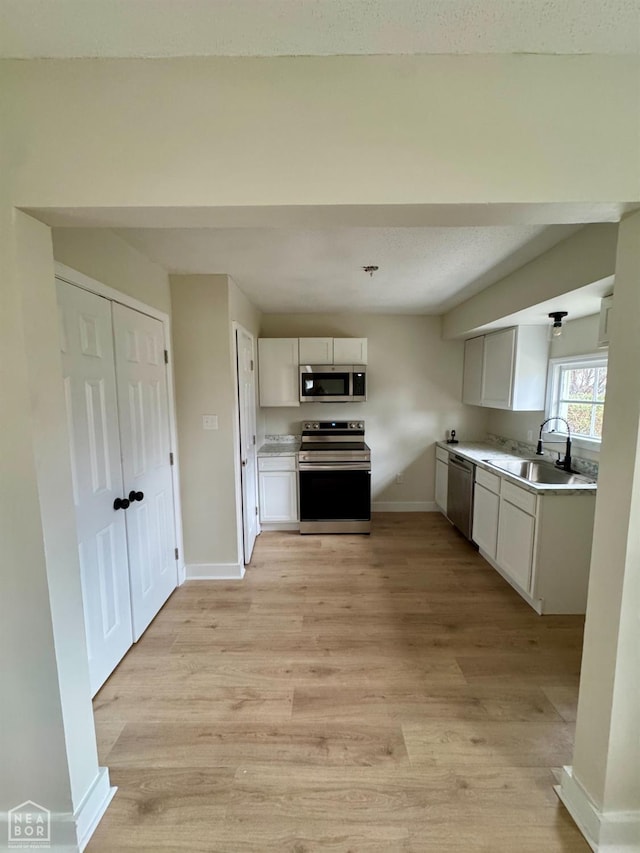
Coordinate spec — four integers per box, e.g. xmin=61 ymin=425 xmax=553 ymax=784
xmin=544 ymin=352 xmax=608 ymax=451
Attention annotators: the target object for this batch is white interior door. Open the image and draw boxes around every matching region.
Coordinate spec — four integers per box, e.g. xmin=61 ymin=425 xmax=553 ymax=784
xmin=57 ymin=281 xmax=133 ymax=696
xmin=237 ymin=327 xmax=258 ymax=563
xmin=112 ymin=302 xmax=177 ymax=640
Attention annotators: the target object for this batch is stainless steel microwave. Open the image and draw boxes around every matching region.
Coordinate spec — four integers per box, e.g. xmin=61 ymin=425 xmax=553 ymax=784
xmin=299 ymin=365 xmax=367 ymax=403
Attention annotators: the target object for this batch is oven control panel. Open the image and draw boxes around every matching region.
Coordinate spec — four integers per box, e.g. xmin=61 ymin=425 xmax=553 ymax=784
xmin=303 ymin=421 xmax=364 ymax=431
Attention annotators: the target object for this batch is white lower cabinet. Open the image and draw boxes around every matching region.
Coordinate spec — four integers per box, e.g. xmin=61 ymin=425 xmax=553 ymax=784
xmin=435 ymin=449 xmax=449 ymax=514
xmin=472 ymin=483 xmax=500 ymax=560
xmin=496 ymin=498 xmax=536 ymax=592
xmin=258 ymin=456 xmax=298 ymax=526
xmin=470 ymin=461 xmax=596 ymax=614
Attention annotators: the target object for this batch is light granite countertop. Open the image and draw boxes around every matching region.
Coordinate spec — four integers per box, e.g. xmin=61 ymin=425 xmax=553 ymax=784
xmin=258 ymin=435 xmax=301 ymax=457
xmin=436 ymin=440 xmax=597 ymax=497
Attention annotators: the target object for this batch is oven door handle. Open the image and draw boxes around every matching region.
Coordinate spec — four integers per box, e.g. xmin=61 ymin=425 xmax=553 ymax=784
xmin=298 ymin=462 xmax=371 ymax=472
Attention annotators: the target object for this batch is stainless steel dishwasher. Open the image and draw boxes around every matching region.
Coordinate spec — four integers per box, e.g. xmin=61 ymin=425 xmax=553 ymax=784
xmin=447 ymin=453 xmax=475 ymax=540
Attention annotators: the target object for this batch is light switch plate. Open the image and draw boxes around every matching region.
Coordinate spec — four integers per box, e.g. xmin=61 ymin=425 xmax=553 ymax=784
xmin=203 ymin=415 xmax=218 ymax=430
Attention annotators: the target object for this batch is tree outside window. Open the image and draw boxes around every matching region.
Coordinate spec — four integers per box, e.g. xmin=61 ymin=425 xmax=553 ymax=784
xmin=547 ymin=356 xmax=608 ymax=442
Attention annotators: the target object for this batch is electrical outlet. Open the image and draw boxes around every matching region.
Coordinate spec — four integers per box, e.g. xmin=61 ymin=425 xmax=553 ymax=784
xmin=202 ymin=415 xmax=218 ymax=430
xmin=527 ymin=430 xmax=533 ymax=442
xmin=395 ymin=473 xmax=403 ymax=484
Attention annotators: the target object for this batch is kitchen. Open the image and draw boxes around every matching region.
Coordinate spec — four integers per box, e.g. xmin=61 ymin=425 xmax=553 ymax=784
xmin=254 ymin=307 xmax=605 ymax=610
xmin=46 ymin=218 xmax=628 ymax=853
xmin=3 ymin=9 xmax=639 ymax=848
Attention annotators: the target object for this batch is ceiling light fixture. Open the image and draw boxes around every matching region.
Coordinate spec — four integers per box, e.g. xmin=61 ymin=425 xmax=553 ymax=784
xmin=362 ymin=265 xmax=379 ymax=277
xmin=549 ymin=311 xmax=568 ymax=337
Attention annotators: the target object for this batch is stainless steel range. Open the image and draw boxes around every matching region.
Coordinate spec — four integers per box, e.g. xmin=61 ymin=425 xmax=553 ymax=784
xmin=298 ymin=420 xmax=371 ymax=534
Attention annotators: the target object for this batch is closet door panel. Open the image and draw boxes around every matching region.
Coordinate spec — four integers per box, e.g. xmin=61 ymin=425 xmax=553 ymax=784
xmin=56 ymin=280 xmax=133 ymax=696
xmin=113 ymin=303 xmax=176 ymax=640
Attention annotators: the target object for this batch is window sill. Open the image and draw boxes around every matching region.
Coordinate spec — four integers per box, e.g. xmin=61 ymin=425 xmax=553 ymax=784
xmin=541 ymin=431 xmax=601 ymax=453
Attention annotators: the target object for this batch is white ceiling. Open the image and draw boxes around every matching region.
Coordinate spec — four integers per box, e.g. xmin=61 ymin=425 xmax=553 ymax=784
xmin=1 ymin=0 xmax=638 ymax=58
xmin=117 ymin=224 xmax=583 ymax=314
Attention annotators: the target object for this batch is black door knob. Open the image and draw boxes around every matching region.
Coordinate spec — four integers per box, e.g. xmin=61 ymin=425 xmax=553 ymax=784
xmin=128 ymin=490 xmax=144 ymax=502
xmin=113 ymin=497 xmax=130 ymax=511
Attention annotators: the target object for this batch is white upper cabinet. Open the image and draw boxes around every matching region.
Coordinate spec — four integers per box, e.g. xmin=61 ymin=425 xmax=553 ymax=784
xmin=258 ymin=338 xmax=300 ymax=407
xmin=298 ymin=337 xmax=368 ymax=365
xmin=462 ymin=336 xmax=484 ymax=406
xmin=482 ymin=328 xmax=516 ymax=408
xmin=597 ymin=294 xmax=614 ymax=347
xmin=299 ymin=337 xmax=334 ymax=364
xmin=462 ymin=326 xmax=549 ymax=411
xmin=333 ymin=337 xmax=368 ymax=364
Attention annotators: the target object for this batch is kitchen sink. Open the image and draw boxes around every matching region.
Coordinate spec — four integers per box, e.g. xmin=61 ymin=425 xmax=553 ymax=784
xmin=484 ymin=458 xmax=596 ymax=486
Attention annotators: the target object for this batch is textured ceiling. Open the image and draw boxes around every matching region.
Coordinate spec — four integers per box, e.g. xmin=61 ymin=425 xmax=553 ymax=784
xmin=116 ymin=224 xmax=583 ymax=314
xmin=1 ymin=0 xmax=638 ymax=58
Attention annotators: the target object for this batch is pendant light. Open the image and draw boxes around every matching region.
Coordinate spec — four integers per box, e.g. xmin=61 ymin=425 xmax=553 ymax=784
xmin=549 ymin=311 xmax=568 ymax=337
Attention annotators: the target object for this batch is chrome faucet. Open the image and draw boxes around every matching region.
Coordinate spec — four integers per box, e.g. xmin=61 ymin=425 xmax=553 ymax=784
xmin=536 ymin=417 xmax=573 ymax=472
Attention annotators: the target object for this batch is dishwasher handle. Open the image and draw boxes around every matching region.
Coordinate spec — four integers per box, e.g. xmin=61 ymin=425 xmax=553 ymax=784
xmin=448 ymin=454 xmax=473 ymax=472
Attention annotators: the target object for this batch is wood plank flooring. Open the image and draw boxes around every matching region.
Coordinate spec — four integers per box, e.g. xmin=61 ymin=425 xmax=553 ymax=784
xmin=88 ymin=513 xmax=589 ymax=852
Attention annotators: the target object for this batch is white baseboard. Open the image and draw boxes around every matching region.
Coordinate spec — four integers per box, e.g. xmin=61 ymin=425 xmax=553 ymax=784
xmin=0 ymin=768 xmax=115 ymax=852
xmin=260 ymin=522 xmax=300 ymax=531
xmin=372 ymin=501 xmax=437 ymax=512
xmin=556 ymin=766 xmax=640 ymax=852
xmin=76 ymin=767 xmax=117 ymax=852
xmin=186 ymin=562 xmax=245 ymax=580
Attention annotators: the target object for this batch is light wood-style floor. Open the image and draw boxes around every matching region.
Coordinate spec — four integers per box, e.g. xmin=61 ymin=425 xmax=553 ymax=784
xmin=88 ymin=513 xmax=590 ymax=852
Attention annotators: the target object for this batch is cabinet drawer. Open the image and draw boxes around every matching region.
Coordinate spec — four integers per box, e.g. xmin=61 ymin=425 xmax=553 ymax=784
xmin=258 ymin=456 xmax=297 ymax=472
xmin=501 ymin=480 xmax=537 ymax=515
xmin=475 ymin=466 xmax=501 ymax=494
xmin=435 ymin=446 xmax=450 ymax=464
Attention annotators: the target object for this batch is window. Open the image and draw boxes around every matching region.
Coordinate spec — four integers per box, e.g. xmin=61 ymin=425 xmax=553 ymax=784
xmin=546 ymin=354 xmax=608 ymax=444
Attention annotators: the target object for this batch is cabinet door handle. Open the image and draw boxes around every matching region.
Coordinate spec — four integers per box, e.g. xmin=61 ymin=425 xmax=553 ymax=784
xmin=128 ymin=490 xmax=144 ymax=502
xmin=113 ymin=497 xmax=130 ymax=511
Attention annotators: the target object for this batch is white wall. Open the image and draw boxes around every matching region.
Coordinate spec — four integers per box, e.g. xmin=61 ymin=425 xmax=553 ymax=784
xmin=229 ymin=275 xmax=261 ymax=338
xmin=170 ymin=275 xmax=241 ymax=565
xmin=3 ymin=56 xmax=639 ymax=209
xmin=0 ymin=211 xmax=107 ymax=850
xmin=486 ymin=314 xmax=604 ymax=462
xmin=559 ymin=210 xmax=640 ymax=849
xmin=53 ymin=228 xmax=171 ymax=313
xmin=260 ymin=314 xmax=489 ymax=508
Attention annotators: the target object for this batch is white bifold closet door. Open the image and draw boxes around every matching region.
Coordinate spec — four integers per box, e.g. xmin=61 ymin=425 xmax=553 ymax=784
xmin=112 ymin=302 xmax=176 ymax=641
xmin=57 ymin=281 xmax=176 ymax=696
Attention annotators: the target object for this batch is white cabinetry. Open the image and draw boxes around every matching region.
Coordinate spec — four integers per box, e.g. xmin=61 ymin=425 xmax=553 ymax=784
xmin=472 ymin=468 xmax=501 ymax=560
xmin=258 ymin=456 xmax=298 ymax=528
xmin=258 ymin=338 xmax=300 ymax=407
xmin=435 ymin=446 xmax=449 ymax=514
xmin=597 ymin=294 xmax=614 ymax=347
xmin=496 ymin=496 xmax=536 ymax=591
xmin=333 ymin=337 xmax=368 ymax=364
xmin=299 ymin=337 xmax=368 ymax=365
xmin=462 ymin=326 xmax=549 ymax=410
xmin=299 ymin=337 xmax=334 ymax=364
xmin=470 ymin=463 xmax=596 ymax=614
xmin=482 ymin=329 xmax=516 ymax=408
xmin=462 ymin=336 xmax=484 ymax=406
